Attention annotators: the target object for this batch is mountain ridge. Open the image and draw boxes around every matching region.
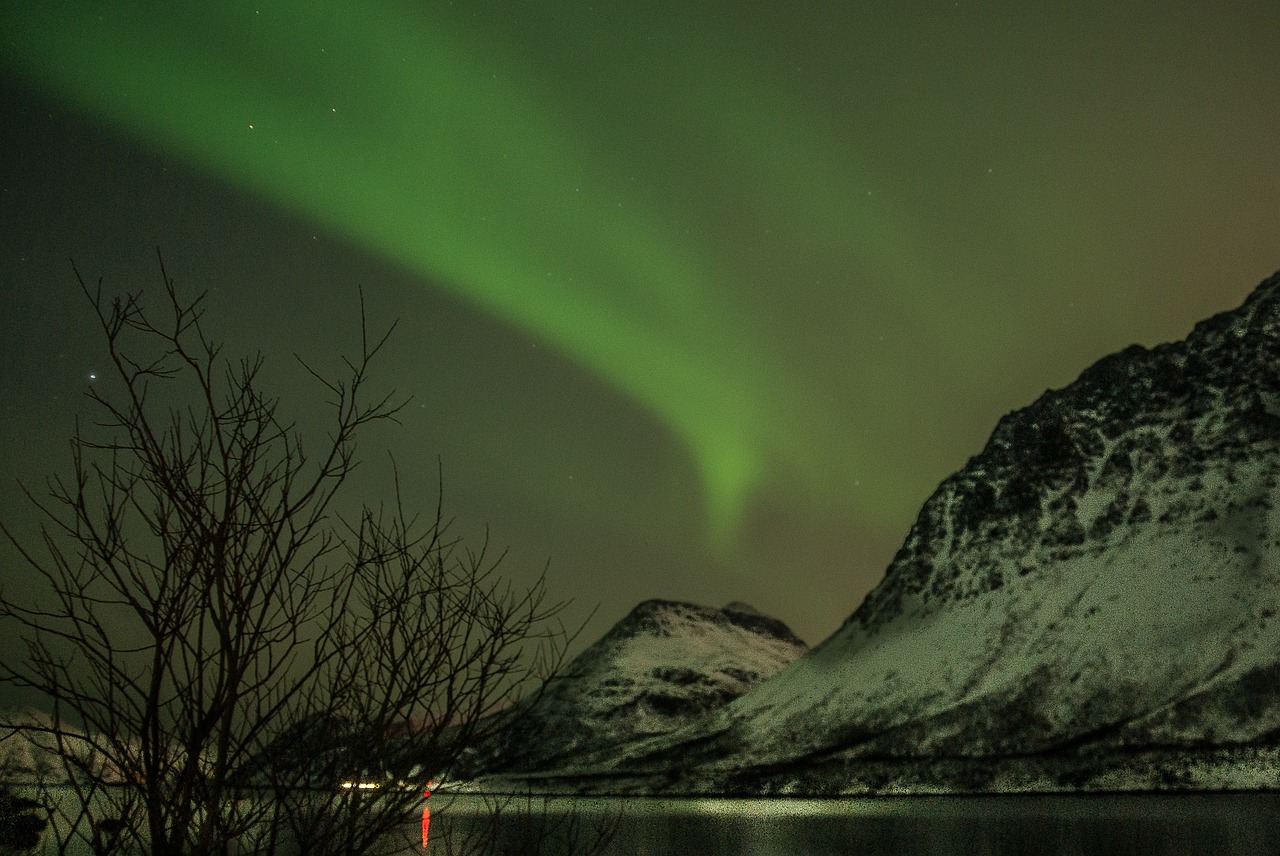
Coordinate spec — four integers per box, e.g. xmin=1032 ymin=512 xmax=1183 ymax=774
xmin=567 ymin=268 xmax=1280 ymax=794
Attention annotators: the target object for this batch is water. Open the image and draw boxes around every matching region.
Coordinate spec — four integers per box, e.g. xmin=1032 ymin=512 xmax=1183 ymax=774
xmin=17 ymin=788 xmax=1280 ymax=854
xmin=424 ymin=792 xmax=1280 ymax=855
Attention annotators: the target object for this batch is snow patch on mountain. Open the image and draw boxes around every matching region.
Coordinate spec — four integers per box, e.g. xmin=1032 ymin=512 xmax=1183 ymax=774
xmin=0 ymin=709 xmax=119 ymax=783
xmin=472 ymin=599 xmax=806 ymax=775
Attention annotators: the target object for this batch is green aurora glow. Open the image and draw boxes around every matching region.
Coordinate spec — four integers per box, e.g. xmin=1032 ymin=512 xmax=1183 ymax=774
xmin=1 ymin=1 xmax=943 ymax=546
xmin=3 ymin=0 xmax=1277 ymax=596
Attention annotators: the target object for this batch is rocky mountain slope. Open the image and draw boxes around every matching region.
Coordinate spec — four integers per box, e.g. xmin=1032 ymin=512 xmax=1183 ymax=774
xmin=578 ymin=269 xmax=1280 ymax=794
xmin=468 ymin=599 xmax=806 ymax=775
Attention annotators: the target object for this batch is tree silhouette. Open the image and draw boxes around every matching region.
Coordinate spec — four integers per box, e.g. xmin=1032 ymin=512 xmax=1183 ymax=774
xmin=0 ymin=256 xmax=582 ymax=855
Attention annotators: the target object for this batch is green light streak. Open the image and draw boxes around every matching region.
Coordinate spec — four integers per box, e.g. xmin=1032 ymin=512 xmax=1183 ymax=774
xmin=1 ymin=1 xmax=934 ymax=549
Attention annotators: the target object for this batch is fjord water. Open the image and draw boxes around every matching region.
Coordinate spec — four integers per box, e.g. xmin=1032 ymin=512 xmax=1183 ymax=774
xmin=426 ymin=792 xmax=1280 ymax=855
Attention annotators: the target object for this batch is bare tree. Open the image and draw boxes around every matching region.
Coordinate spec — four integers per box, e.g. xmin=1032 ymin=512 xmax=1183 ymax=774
xmin=0 ymin=257 xmax=585 ymax=855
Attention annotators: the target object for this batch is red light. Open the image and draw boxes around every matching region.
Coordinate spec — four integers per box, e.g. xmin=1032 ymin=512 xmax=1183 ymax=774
xmin=421 ymin=791 xmax=431 ymax=849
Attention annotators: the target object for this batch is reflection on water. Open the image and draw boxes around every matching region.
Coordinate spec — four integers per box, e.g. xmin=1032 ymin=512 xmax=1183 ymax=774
xmin=17 ymin=788 xmax=1280 ymax=854
xmin=426 ymin=792 xmax=1280 ymax=856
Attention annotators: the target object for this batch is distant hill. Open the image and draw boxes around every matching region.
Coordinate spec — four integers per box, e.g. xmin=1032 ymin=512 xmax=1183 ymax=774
xmin=0 ymin=709 xmax=118 ymax=783
xmin=464 ymin=599 xmax=806 ymax=777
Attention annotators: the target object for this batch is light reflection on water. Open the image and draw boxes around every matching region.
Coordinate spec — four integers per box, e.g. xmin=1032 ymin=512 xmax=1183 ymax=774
xmin=423 ymin=792 xmax=1280 ymax=856
xmin=17 ymin=787 xmax=1280 ymax=854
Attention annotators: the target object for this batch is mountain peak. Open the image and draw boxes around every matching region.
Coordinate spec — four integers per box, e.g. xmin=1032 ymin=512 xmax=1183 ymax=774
xmin=850 ymin=268 xmax=1280 ymax=636
xmin=607 ymin=268 xmax=1280 ymax=794
xmin=470 ymin=598 xmax=806 ymax=776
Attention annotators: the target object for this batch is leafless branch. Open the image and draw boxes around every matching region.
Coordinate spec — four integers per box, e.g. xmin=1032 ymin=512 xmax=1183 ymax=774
xmin=0 ymin=256 xmax=593 ymax=856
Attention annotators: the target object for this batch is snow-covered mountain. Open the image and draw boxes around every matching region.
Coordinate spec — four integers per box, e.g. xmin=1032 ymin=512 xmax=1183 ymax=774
xmin=582 ymin=269 xmax=1280 ymax=794
xmin=470 ymin=599 xmax=806 ymax=775
xmin=0 ymin=709 xmax=119 ymax=783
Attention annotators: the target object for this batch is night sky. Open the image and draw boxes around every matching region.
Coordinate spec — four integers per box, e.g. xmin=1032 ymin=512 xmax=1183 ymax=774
xmin=2 ymin=2 xmax=1278 ymax=660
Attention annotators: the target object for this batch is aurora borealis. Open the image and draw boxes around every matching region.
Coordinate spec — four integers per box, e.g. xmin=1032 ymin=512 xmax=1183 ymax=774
xmin=2 ymin=1 xmax=1279 ymax=651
